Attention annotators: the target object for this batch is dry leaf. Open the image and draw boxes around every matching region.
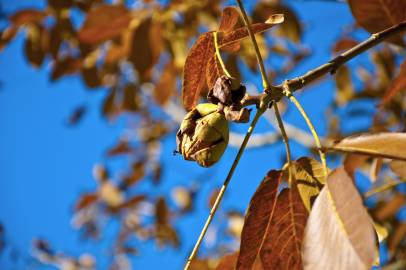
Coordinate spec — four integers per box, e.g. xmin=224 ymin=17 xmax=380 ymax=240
xmin=9 ymin=9 xmax=46 ymax=26
xmin=75 ymin=192 xmax=98 ymax=211
xmin=219 ymin=15 xmax=284 ymax=49
xmin=154 ymin=62 xmax=176 ymax=105
xmin=218 ymin=7 xmax=241 ymax=33
xmin=348 ymin=0 xmax=406 ymax=46
xmin=302 ymin=168 xmax=376 ymax=270
xmin=326 ymin=132 xmax=406 ymax=161
xmin=389 ymin=160 xmax=406 ymax=179
xmin=206 ymin=55 xmax=225 ymax=90
xmin=381 ymin=59 xmax=406 ymax=104
xmin=335 ymin=65 xmax=353 ymax=105
xmin=333 ymin=37 xmax=358 ymax=54
xmin=78 ymin=5 xmax=132 ymax=45
xmin=374 ymin=193 xmax=406 ymax=221
xmin=236 ymin=170 xmax=281 ymax=270
xmin=182 ymin=32 xmax=214 ymax=110
xmin=253 ymin=3 xmax=301 ymax=43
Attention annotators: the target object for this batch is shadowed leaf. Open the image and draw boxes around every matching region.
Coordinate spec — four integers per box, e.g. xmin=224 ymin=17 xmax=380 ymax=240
xmin=348 ymin=0 xmax=406 ymax=46
xmin=293 ymin=157 xmax=327 ymax=212
xmin=236 ymin=170 xmax=281 ymax=270
xmin=389 ymin=160 xmax=406 ymax=178
xmin=9 ymin=9 xmax=46 ymax=26
xmin=333 ymin=37 xmax=358 ymax=54
xmin=302 ymin=168 xmax=376 ymax=270
xmin=182 ymin=32 xmax=214 ymax=110
xmin=260 ymin=185 xmax=307 ymax=270
xmin=154 ymin=62 xmax=176 ymax=105
xmin=374 ymin=193 xmax=406 ymax=221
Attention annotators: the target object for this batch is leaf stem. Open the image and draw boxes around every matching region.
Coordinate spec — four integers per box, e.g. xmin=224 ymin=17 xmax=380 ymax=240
xmin=364 ymin=180 xmax=406 ymax=198
xmin=213 ymin=31 xmax=231 ymax=78
xmin=282 ymin=82 xmax=328 ymax=179
xmin=183 ymin=107 xmax=265 ymax=270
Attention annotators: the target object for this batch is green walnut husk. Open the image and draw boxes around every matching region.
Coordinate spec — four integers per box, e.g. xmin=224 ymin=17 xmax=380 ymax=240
xmin=176 ymin=103 xmax=229 ymax=167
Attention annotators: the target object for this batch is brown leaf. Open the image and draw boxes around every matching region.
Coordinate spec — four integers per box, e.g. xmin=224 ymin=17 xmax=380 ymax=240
xmin=348 ymin=0 xmax=406 ymax=46
xmin=261 ymin=185 xmax=307 ymax=270
xmin=326 ymin=132 xmax=406 ymax=161
xmin=78 ymin=5 xmax=132 ymax=45
xmin=219 ymin=15 xmax=284 ymax=49
xmin=302 ymin=168 xmax=376 ymax=270
xmin=75 ymin=192 xmax=98 ymax=211
xmin=154 ymin=62 xmax=176 ymax=105
xmin=129 ymin=17 xmax=163 ymax=82
xmin=24 ymin=25 xmax=46 ymax=68
xmin=9 ymin=9 xmax=46 ymax=26
xmin=381 ymin=59 xmax=406 ymax=104
xmin=182 ymin=32 xmax=214 ymax=111
xmin=102 ymin=88 xmax=119 ymax=120
xmin=119 ymin=195 xmax=145 ymax=209
xmin=388 ymin=222 xmax=406 ymax=253
xmin=218 ymin=7 xmax=241 ymax=33
xmin=236 ymin=171 xmax=281 ymax=270
xmin=253 ymin=3 xmax=301 ymax=43
xmin=216 ymin=253 xmax=238 ymax=270
xmin=107 ymin=140 xmax=133 ymax=157
xmin=374 ymin=193 xmax=406 ymax=221
xmin=206 ymin=55 xmax=225 ymax=90
xmin=333 ymin=37 xmax=358 ymax=54
xmin=0 ymin=27 xmax=18 ymax=51
xmin=121 ymin=162 xmax=144 ymax=189
xmin=51 ymin=57 xmax=82 ymax=81
xmin=389 ymin=160 xmax=406 ymax=179
xmin=121 ymin=84 xmax=139 ymax=112
xmin=155 ymin=197 xmax=168 ymax=225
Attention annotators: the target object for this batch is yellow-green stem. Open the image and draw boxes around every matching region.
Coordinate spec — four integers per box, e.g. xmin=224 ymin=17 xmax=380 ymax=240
xmin=213 ymin=31 xmax=231 ymax=78
xmin=282 ymin=82 xmax=328 ymax=179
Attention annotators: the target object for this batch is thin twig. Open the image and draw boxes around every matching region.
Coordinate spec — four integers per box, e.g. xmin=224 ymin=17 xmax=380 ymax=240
xmin=236 ymin=0 xmax=274 ymax=91
xmin=364 ymin=180 xmax=406 ymax=198
xmin=275 ymin=21 xmax=406 ymax=94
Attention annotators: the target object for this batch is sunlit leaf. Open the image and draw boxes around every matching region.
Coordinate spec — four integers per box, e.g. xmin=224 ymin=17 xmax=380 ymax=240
xmin=67 ymin=105 xmax=86 ymax=126
xmin=302 ymin=168 xmax=376 ymax=270
xmin=326 ymin=132 xmax=406 ymax=161
xmin=219 ymin=15 xmax=284 ymax=48
xmin=348 ymin=0 xmax=406 ymax=46
xmin=182 ymin=32 xmax=214 ymax=110
xmin=206 ymin=55 xmax=225 ymax=90
xmin=99 ymin=182 xmax=124 ymax=208
xmin=253 ymin=3 xmax=301 ymax=43
xmin=78 ymin=5 xmax=132 ymax=45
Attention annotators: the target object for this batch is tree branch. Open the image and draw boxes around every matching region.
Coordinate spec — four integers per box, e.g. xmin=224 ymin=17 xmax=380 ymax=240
xmin=274 ymin=21 xmax=406 ymax=94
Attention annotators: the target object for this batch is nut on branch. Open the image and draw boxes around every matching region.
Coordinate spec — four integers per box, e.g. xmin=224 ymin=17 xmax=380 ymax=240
xmin=176 ymin=103 xmax=229 ymax=167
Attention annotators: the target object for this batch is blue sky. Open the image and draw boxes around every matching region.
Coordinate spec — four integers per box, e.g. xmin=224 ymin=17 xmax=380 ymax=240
xmin=0 ymin=1 xmax=387 ymax=269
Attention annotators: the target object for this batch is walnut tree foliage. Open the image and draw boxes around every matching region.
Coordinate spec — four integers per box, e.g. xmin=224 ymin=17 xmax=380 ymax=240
xmin=1 ymin=0 xmax=406 ymax=269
